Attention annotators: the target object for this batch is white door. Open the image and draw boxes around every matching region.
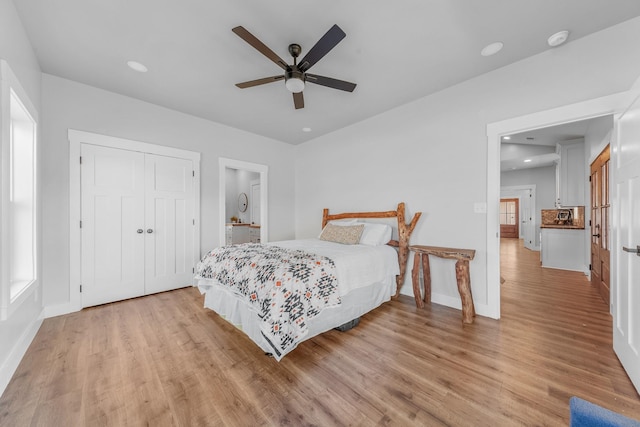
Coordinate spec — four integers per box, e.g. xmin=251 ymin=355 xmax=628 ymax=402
xmin=144 ymin=154 xmax=194 ymax=294
xmin=521 ymin=190 xmax=535 ymax=250
xmin=250 ymin=180 xmax=260 ymax=225
xmin=613 ymin=78 xmax=640 ymax=394
xmin=500 ymin=186 xmax=536 ymax=249
xmin=81 ymin=144 xmax=145 ymax=307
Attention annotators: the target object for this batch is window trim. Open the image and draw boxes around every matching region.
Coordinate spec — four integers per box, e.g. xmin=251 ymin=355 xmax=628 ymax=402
xmin=0 ymin=60 xmax=40 ymax=320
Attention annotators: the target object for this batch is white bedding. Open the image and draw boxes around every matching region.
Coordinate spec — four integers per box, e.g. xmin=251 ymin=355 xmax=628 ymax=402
xmin=267 ymin=239 xmax=399 ymax=295
xmin=195 ymin=238 xmax=399 ymax=360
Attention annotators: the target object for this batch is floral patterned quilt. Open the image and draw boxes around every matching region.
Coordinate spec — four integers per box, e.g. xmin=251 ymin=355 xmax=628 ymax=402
xmin=195 ymin=243 xmax=341 ymax=358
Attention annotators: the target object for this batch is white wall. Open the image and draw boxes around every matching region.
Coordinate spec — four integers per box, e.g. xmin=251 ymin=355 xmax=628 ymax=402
xmin=500 ymin=143 xmax=556 ymax=161
xmin=294 ymin=17 xmax=640 ymax=317
xmin=41 ymin=74 xmax=296 ymax=310
xmin=0 ymin=0 xmax=43 ymax=396
xmin=501 ymin=166 xmax=557 ymax=247
xmin=225 ymin=168 xmax=238 ymax=222
xmin=223 ymin=169 xmax=258 ymax=223
xmin=237 ymin=170 xmax=259 ymax=224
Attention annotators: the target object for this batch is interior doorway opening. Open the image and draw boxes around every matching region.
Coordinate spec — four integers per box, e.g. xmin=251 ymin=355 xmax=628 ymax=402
xmin=218 ymin=158 xmax=268 ymax=247
xmin=487 ymin=92 xmax=623 ymax=319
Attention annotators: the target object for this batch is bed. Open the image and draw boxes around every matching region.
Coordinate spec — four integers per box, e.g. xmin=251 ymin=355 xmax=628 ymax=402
xmin=194 ymin=203 xmax=421 ymax=360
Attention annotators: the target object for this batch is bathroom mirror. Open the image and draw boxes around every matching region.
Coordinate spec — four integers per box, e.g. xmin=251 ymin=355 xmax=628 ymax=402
xmin=238 ymin=192 xmax=248 ymax=212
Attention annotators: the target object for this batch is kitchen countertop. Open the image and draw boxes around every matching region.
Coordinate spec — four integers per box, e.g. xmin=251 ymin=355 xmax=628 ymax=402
xmin=540 ymin=224 xmax=585 ymax=229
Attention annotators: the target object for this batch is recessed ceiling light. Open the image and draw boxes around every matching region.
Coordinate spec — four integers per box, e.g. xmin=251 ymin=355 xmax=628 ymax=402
xmin=127 ymin=61 xmax=148 ymax=73
xmin=503 ymin=136 xmax=511 ymax=140
xmin=481 ymin=42 xmax=503 ymax=57
xmin=547 ymin=30 xmax=569 ymax=47
xmin=524 ymin=159 xmax=532 ymax=163
xmin=302 ymin=127 xmax=311 ymax=132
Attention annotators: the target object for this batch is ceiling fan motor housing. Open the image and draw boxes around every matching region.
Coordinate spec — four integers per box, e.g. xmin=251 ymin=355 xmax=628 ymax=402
xmin=288 ymin=43 xmax=302 ymax=58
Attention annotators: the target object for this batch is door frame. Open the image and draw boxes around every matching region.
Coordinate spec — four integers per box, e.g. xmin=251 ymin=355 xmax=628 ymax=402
xmin=486 ymin=92 xmax=627 ymax=319
xmin=68 ymin=130 xmax=201 ymax=313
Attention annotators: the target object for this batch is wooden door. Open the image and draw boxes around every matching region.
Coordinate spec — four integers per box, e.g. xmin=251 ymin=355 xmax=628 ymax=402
xmin=500 ymin=198 xmax=519 ymax=238
xmin=144 ymin=154 xmax=195 ymax=294
xmin=590 ymin=145 xmax=610 ymax=306
xmin=613 ymin=80 xmax=640 ymax=394
xmin=81 ymin=144 xmax=146 ymax=307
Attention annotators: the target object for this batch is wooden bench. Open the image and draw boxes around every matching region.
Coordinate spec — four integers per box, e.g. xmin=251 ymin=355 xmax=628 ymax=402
xmin=409 ymin=245 xmax=476 ymax=324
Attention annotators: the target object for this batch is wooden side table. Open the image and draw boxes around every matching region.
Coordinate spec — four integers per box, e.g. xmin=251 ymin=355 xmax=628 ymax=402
xmin=409 ymin=245 xmax=476 ymax=324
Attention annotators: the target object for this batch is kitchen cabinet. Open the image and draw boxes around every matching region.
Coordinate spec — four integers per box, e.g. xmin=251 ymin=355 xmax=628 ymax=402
xmin=555 ymin=140 xmax=585 ymax=207
xmin=541 ymin=228 xmax=587 ymax=272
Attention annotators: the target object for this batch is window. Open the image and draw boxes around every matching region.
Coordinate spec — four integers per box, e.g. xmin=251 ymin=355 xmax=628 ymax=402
xmin=500 ymin=200 xmax=517 ymax=225
xmin=1 ymin=61 xmax=39 ymax=320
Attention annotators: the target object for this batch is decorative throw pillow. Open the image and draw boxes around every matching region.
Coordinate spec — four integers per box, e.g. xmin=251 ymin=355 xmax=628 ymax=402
xmin=317 ymin=219 xmax=358 ymax=238
xmin=319 ymin=223 xmax=365 ymax=245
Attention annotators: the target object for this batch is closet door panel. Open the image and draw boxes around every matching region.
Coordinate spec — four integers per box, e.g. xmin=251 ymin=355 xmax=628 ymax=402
xmin=81 ymin=144 xmax=145 ymax=307
xmin=144 ymin=154 xmax=194 ymax=294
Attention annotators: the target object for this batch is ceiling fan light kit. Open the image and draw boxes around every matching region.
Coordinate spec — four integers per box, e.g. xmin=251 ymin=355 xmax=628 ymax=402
xmin=285 ymin=69 xmax=305 ymax=93
xmin=232 ymin=24 xmax=357 ymax=109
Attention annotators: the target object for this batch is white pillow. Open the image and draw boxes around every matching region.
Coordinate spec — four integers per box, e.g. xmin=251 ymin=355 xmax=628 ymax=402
xmin=359 ymin=222 xmax=393 ymax=246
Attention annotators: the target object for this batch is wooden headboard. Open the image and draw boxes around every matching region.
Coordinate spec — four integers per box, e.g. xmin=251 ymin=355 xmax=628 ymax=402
xmin=322 ymin=202 xmax=422 ymax=297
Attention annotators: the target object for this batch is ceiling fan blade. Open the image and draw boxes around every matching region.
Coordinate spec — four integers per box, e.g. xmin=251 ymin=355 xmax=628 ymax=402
xmin=305 ymin=74 xmax=356 ymax=92
xmin=232 ymin=26 xmax=288 ymax=70
xmin=293 ymin=92 xmax=304 ymax=109
xmin=236 ymin=75 xmax=284 ymax=89
xmin=298 ymin=24 xmax=346 ymax=72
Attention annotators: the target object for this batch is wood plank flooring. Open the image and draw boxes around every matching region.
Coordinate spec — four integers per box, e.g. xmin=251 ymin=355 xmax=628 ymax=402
xmin=1 ymin=238 xmax=639 ymax=426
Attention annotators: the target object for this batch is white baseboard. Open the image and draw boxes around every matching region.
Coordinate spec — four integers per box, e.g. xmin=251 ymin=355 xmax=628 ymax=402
xmin=0 ymin=313 xmax=43 ymax=398
xmin=400 ymin=290 xmax=498 ymax=321
xmin=42 ymin=301 xmax=80 ymax=319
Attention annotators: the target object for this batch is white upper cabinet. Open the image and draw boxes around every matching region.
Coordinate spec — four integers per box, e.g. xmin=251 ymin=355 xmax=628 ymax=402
xmin=555 ymin=139 xmax=586 ymax=207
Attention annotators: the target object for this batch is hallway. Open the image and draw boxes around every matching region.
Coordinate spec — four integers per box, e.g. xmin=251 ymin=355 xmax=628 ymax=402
xmin=500 ymin=237 xmax=639 ymax=416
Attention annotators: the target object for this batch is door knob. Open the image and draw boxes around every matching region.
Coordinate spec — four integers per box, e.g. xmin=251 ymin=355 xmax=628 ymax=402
xmin=622 ymin=245 xmax=640 ymax=256
xmin=592 ymin=233 xmax=601 ymax=238
xmin=147 ymin=229 xmax=154 ymax=233
xmin=136 ymin=229 xmax=143 ymax=234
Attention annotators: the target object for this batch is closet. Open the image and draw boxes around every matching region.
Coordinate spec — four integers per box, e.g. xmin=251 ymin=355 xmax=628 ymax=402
xmin=77 ymin=136 xmax=198 ymax=307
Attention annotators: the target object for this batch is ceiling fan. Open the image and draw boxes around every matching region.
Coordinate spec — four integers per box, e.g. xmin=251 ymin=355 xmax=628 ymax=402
xmin=232 ymin=24 xmax=357 ymax=109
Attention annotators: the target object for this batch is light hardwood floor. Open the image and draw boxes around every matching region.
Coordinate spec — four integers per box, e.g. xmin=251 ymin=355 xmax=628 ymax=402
xmin=1 ymin=238 xmax=639 ymax=426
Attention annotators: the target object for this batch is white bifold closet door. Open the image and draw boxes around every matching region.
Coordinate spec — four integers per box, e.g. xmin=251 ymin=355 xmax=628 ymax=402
xmin=81 ymin=143 xmax=194 ymax=307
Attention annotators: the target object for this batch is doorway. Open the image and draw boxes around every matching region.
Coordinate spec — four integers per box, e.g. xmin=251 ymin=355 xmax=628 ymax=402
xmin=218 ymin=158 xmax=268 ymax=247
xmin=487 ymin=92 xmax=624 ymax=319
xmin=590 ymin=145 xmax=611 ymax=306
xmin=500 ymin=198 xmax=519 ymax=239
xmin=69 ymin=130 xmax=201 ymax=311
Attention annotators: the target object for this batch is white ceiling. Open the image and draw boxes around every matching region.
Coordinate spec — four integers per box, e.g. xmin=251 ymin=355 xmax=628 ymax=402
xmin=500 ymin=115 xmax=612 ymax=171
xmin=13 ymin=0 xmax=640 ymax=144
